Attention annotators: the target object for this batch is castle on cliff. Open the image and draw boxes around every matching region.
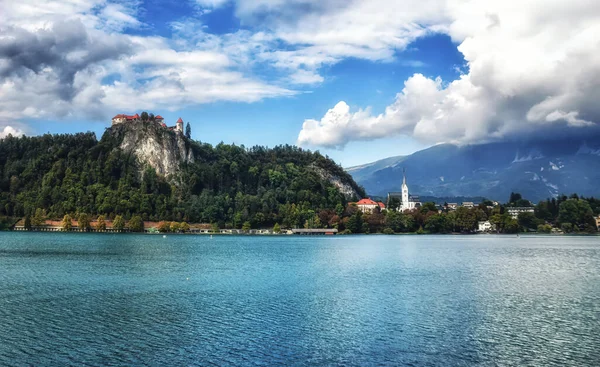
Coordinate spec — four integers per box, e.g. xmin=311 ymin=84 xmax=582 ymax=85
xmin=112 ymin=113 xmax=184 ymax=133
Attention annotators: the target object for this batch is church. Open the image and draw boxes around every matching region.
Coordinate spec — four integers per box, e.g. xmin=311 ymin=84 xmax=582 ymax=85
xmin=387 ymin=169 xmax=421 ymax=212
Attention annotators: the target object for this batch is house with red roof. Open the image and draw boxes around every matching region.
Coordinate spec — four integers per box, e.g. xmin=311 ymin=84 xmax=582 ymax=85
xmin=350 ymin=198 xmax=386 ymax=214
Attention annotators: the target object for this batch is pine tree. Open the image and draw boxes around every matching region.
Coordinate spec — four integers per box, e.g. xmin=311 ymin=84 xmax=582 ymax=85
xmin=185 ymin=122 xmax=191 ymax=139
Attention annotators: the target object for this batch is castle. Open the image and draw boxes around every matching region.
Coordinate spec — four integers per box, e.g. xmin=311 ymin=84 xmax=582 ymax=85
xmin=112 ymin=113 xmax=184 ymax=133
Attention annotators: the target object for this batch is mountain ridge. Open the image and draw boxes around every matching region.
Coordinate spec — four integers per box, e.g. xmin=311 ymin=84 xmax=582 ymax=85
xmin=347 ymin=138 xmax=600 ymax=202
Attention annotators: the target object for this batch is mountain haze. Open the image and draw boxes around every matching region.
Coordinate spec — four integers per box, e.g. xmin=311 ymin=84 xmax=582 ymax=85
xmin=347 ymin=138 xmax=600 ymax=202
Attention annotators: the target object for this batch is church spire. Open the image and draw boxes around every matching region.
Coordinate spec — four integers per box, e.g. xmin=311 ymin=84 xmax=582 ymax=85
xmin=402 ymin=168 xmax=406 ymax=186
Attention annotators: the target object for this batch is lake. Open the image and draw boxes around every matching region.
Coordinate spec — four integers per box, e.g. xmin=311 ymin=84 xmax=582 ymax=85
xmin=0 ymin=233 xmax=598 ymax=366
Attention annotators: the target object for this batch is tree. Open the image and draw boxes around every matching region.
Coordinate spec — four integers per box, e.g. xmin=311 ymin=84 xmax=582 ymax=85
xmin=455 ymin=207 xmax=477 ymax=232
xmin=141 ymin=111 xmax=149 ymax=122
xmin=273 ymin=223 xmax=281 ymax=234
xmin=425 ymin=213 xmax=450 ymax=233
xmin=537 ymin=224 xmax=552 ymax=233
xmin=242 ymin=221 xmax=252 ymax=232
xmin=24 ymin=215 xmax=32 ymax=231
xmin=170 ymin=221 xmax=181 ymax=232
xmin=78 ymin=213 xmax=91 ymax=231
xmin=185 ymin=122 xmax=191 ymax=139
xmin=346 ymin=210 xmax=363 ymax=234
xmin=113 ymin=215 xmax=125 ymax=231
xmin=157 ymin=221 xmax=171 ymax=233
xmin=128 ymin=215 xmax=144 ymax=232
xmin=558 ymin=199 xmax=595 ymax=231
xmin=32 ymin=208 xmax=46 ymax=227
xmin=96 ymin=215 xmax=106 ymax=231
xmin=62 ymin=214 xmax=73 ymax=231
xmin=211 ymin=223 xmax=220 ymax=233
xmin=180 ymin=222 xmax=190 ymax=233
xmin=517 ymin=212 xmax=539 ymax=231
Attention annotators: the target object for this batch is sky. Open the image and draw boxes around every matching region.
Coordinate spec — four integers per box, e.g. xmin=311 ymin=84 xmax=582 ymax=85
xmin=1 ymin=0 xmax=600 ymax=167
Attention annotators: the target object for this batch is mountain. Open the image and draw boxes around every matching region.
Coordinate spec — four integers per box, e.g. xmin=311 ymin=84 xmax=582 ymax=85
xmin=0 ymin=120 xmax=363 ymax=226
xmin=347 ymin=138 xmax=600 ymax=203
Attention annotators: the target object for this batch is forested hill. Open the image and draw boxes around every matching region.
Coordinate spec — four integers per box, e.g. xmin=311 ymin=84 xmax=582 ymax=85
xmin=0 ymin=121 xmax=364 ymax=227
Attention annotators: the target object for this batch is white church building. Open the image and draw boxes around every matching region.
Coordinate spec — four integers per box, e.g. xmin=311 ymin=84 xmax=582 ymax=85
xmin=387 ymin=169 xmax=421 ymax=212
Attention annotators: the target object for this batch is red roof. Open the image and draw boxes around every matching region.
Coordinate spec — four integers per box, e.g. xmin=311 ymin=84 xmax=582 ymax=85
xmin=378 ymin=202 xmax=386 ymax=208
xmin=112 ymin=113 xmax=139 ymax=120
xmin=356 ymin=198 xmax=378 ymax=205
xmin=176 ymin=117 xmax=183 ymax=123
xmin=155 ymin=115 xmax=164 ymax=119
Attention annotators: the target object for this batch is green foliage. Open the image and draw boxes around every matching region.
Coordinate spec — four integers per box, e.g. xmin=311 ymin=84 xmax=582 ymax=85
xmin=185 ymin=123 xmax=191 ymax=139
xmin=78 ymin=213 xmax=91 ymax=231
xmin=180 ymin=222 xmax=190 ymax=233
xmin=61 ymin=214 xmax=72 ymax=231
xmin=242 ymin=221 xmax=251 ymax=232
xmin=537 ymin=224 xmax=552 ymax=233
xmin=0 ymin=129 xmax=363 ymax=228
xmin=273 ymin=223 xmax=281 ymax=234
xmin=558 ymin=199 xmax=595 ymax=231
xmin=113 ymin=215 xmax=125 ymax=231
xmin=24 ymin=215 xmax=31 ymax=230
xmin=517 ymin=212 xmax=539 ymax=231
xmin=96 ymin=215 xmax=106 ymax=231
xmin=32 ymin=208 xmax=46 ymax=227
xmin=157 ymin=221 xmax=170 ymax=233
xmin=128 ymin=215 xmax=144 ymax=232
xmin=382 ymin=227 xmax=394 ymax=235
xmin=170 ymin=221 xmax=181 ymax=232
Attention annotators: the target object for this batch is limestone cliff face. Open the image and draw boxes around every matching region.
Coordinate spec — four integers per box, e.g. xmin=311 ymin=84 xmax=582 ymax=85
xmin=108 ymin=121 xmax=194 ymax=177
xmin=311 ymin=165 xmax=362 ymax=200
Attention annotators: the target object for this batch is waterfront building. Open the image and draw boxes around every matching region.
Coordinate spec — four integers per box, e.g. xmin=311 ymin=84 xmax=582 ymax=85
xmin=478 ymin=221 xmax=495 ymax=232
xmin=507 ymin=207 xmax=535 ymax=219
xmin=353 ymin=198 xmax=386 ymax=214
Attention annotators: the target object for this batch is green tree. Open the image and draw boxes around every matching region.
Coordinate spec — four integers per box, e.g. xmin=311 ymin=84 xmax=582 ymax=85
xmin=32 ymin=208 xmax=46 ymax=227
xmin=180 ymin=222 xmax=190 ymax=233
xmin=273 ymin=223 xmax=281 ymax=234
xmin=346 ymin=210 xmax=363 ymax=234
xmin=537 ymin=224 xmax=552 ymax=233
xmin=157 ymin=221 xmax=171 ymax=233
xmin=455 ymin=207 xmax=477 ymax=233
xmin=96 ymin=215 xmax=106 ymax=231
xmin=517 ymin=212 xmax=539 ymax=231
xmin=78 ymin=213 xmax=91 ymax=231
xmin=211 ymin=223 xmax=220 ymax=233
xmin=128 ymin=215 xmax=144 ymax=232
xmin=185 ymin=122 xmax=191 ymax=139
xmin=141 ymin=111 xmax=149 ymax=122
xmin=242 ymin=221 xmax=252 ymax=232
xmin=425 ymin=213 xmax=450 ymax=233
xmin=62 ymin=214 xmax=73 ymax=231
xmin=113 ymin=215 xmax=125 ymax=231
xmin=558 ymin=199 xmax=595 ymax=231
xmin=170 ymin=221 xmax=181 ymax=232
xmin=24 ymin=215 xmax=32 ymax=231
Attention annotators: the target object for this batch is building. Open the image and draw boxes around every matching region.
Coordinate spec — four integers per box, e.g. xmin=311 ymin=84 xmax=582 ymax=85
xmin=353 ymin=198 xmax=386 ymax=214
xmin=111 ymin=113 xmax=140 ymax=124
xmin=596 ymin=216 xmax=600 ymax=230
xmin=478 ymin=220 xmax=495 ymax=232
xmin=506 ymin=207 xmax=535 ymax=219
xmin=446 ymin=203 xmax=458 ymax=210
xmin=111 ymin=113 xmax=184 ymax=134
xmin=462 ymin=202 xmax=475 ymax=208
xmin=387 ymin=169 xmax=421 ymax=212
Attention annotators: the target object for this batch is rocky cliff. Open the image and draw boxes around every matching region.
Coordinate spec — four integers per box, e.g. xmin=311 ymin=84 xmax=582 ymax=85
xmin=106 ymin=121 xmax=194 ymax=177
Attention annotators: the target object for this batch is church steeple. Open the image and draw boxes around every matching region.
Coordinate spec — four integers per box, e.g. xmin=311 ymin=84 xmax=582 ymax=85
xmin=402 ymin=168 xmax=406 ymax=186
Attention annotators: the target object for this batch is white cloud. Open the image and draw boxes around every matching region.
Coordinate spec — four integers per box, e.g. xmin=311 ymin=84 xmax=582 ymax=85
xmin=297 ymin=0 xmax=600 ymax=147
xmin=0 ymin=126 xmax=25 ymax=139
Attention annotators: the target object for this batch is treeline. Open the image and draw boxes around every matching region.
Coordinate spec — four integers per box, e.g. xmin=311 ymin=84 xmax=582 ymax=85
xmin=0 ymin=127 xmax=363 ymax=228
xmin=333 ymin=193 xmax=599 ymax=234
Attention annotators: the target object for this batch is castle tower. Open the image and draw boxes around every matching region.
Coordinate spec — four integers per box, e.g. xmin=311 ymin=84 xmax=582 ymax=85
xmin=176 ymin=117 xmax=184 ymax=133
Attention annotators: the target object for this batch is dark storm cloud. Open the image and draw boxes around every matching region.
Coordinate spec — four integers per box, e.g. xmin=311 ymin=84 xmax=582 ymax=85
xmin=0 ymin=19 xmax=132 ymax=100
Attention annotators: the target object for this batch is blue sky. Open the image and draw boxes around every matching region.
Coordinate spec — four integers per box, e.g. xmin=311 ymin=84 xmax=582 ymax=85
xmin=2 ymin=0 xmax=598 ymax=167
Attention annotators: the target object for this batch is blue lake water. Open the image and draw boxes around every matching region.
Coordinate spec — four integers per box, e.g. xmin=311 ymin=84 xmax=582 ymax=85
xmin=0 ymin=233 xmax=599 ymax=366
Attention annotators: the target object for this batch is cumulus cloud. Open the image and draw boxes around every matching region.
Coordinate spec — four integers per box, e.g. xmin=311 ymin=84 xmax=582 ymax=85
xmin=0 ymin=0 xmax=295 ymax=128
xmin=296 ymin=0 xmax=600 ymax=147
xmin=0 ymin=126 xmax=25 ymax=139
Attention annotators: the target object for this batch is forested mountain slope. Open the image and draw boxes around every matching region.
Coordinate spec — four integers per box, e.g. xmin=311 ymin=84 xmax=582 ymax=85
xmin=0 ymin=121 xmax=363 ymax=227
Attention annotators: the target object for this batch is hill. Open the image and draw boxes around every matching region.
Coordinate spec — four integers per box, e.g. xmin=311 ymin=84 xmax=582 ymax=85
xmin=347 ymin=138 xmax=600 ymax=203
xmin=0 ymin=120 xmax=363 ymax=227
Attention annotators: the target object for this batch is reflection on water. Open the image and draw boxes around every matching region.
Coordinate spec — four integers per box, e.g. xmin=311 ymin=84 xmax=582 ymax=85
xmin=0 ymin=233 xmax=598 ymax=366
